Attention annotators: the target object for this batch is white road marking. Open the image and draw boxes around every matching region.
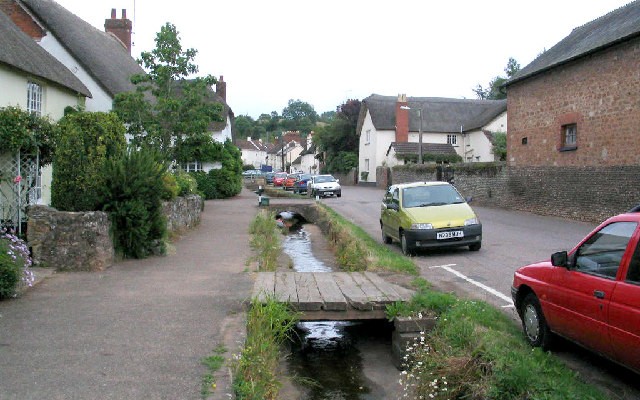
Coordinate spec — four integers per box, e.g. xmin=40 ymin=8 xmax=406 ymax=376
xmin=430 ymin=264 xmax=514 ymax=306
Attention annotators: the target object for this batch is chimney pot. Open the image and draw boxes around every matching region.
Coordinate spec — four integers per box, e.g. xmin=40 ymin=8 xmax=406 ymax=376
xmin=122 ymin=9 xmax=127 ymax=19
xmin=111 ymin=8 xmax=116 ymax=19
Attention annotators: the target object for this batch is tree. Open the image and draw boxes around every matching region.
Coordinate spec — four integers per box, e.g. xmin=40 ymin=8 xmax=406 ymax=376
xmin=113 ymin=23 xmax=223 ymax=160
xmin=491 ymin=132 xmax=507 ymax=161
xmin=234 ymin=115 xmax=255 ymax=139
xmin=473 ymin=57 xmax=521 ymax=100
xmin=281 ymin=99 xmax=318 ymax=133
xmin=314 ymin=99 xmax=361 ymax=174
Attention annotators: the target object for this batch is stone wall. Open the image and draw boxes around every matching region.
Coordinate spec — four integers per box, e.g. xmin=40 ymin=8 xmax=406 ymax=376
xmin=163 ymin=195 xmax=203 ymax=234
xmin=27 ymin=206 xmax=114 ymax=271
xmin=27 ymin=195 xmax=203 ymax=271
xmin=388 ymin=163 xmax=640 ymax=224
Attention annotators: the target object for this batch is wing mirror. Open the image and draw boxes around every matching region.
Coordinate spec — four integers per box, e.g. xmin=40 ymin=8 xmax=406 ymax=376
xmin=386 ymin=203 xmax=399 ymax=211
xmin=551 ymin=251 xmax=568 ymax=267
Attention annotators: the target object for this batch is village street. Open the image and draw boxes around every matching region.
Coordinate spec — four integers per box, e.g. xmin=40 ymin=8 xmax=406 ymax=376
xmin=323 ymin=185 xmax=640 ymax=400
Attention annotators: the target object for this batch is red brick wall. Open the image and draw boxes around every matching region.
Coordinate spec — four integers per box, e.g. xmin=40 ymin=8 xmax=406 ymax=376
xmin=0 ymin=0 xmax=45 ymax=40
xmin=507 ymin=38 xmax=640 ymax=167
xmin=395 ymin=98 xmax=409 ymax=143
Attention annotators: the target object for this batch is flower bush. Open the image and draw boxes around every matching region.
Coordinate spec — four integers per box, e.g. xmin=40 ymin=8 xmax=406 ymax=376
xmin=0 ymin=230 xmax=34 ymax=299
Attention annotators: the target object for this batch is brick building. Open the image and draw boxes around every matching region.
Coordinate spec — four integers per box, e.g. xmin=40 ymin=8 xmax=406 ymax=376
xmin=505 ymin=1 xmax=640 ymax=167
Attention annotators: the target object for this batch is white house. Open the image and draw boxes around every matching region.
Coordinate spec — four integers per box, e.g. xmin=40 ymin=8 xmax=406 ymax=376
xmin=292 ymin=132 xmax=319 ymax=174
xmin=237 ymin=137 xmax=269 ymax=169
xmin=0 ymin=10 xmax=90 ymax=228
xmin=357 ymin=94 xmax=507 ymax=183
xmin=266 ymin=132 xmax=305 ymax=173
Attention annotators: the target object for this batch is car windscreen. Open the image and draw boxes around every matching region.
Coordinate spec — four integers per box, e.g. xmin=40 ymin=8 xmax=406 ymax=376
xmin=315 ymin=176 xmax=335 ymax=183
xmin=402 ymin=185 xmax=465 ymax=208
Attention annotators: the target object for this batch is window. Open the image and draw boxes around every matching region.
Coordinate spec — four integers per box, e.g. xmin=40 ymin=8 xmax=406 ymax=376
xmin=561 ymin=123 xmax=577 ymax=151
xmin=364 ymin=158 xmax=370 ymax=172
xmin=575 ymin=222 xmax=637 ymax=279
xmin=365 ymin=129 xmax=371 ymax=144
xmin=447 ymin=134 xmax=457 ymax=145
xmin=27 ymin=82 xmax=43 ymax=116
xmin=184 ymin=161 xmax=202 ymax=172
xmin=521 ymin=137 xmax=528 ymax=145
xmin=626 ymin=241 xmax=640 ymax=284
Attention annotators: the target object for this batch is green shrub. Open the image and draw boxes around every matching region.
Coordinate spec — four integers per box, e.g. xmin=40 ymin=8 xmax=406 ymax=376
xmin=174 ymin=169 xmax=198 ymax=196
xmin=0 ymin=106 xmax=55 ymax=165
xmin=0 ymin=239 xmax=21 ymax=299
xmin=99 ymin=148 xmax=167 ymax=259
xmin=51 ymin=112 xmax=126 ymax=211
xmin=160 ymin=171 xmax=179 ymax=200
xmin=0 ymin=231 xmax=33 ymax=299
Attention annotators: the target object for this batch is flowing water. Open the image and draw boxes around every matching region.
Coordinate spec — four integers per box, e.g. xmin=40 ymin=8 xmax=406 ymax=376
xmin=280 ymin=220 xmax=400 ymax=399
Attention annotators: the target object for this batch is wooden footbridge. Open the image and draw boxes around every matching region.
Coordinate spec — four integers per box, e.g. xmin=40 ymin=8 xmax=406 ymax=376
xmin=252 ymin=271 xmax=414 ymax=321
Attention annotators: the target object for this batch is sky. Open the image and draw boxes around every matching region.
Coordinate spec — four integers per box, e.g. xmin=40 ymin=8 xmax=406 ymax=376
xmin=54 ymin=0 xmax=632 ymax=119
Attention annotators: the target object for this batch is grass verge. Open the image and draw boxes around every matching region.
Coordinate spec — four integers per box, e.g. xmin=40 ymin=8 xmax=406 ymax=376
xmin=248 ymin=210 xmax=280 ymax=271
xmin=392 ymin=278 xmax=607 ymax=399
xmin=233 ymin=296 xmax=298 ymax=400
xmin=315 ymin=203 xmax=418 ymax=274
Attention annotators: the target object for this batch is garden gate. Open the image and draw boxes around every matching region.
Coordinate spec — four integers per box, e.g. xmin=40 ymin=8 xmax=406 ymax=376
xmin=0 ymin=150 xmax=40 ymax=236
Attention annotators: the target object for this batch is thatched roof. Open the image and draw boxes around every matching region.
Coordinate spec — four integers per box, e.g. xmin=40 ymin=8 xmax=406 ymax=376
xmin=20 ymin=0 xmax=144 ymax=98
xmin=387 ymin=142 xmax=457 ymax=157
xmin=0 ymin=11 xmax=91 ymax=97
xmin=508 ymin=1 xmax=640 ymax=85
xmin=358 ymin=94 xmax=506 ymax=134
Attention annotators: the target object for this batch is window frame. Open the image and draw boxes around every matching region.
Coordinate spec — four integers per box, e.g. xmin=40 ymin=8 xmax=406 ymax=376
xmin=560 ymin=123 xmax=578 ymax=152
xmin=447 ymin=134 xmax=457 ymax=146
xmin=27 ymin=81 xmax=43 ymax=116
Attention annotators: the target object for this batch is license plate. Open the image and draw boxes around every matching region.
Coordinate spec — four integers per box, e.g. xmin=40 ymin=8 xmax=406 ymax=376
xmin=437 ymin=230 xmax=463 ymax=240
xmin=325 ymin=192 xmax=333 ymax=195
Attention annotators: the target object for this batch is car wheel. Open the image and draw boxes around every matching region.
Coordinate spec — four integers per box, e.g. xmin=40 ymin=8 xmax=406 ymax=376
xmin=520 ymin=293 xmax=552 ymax=349
xmin=381 ymin=226 xmax=392 ymax=244
xmin=400 ymin=233 xmax=414 ymax=256
xmin=337 ymin=192 xmax=342 ymax=198
xmin=469 ymin=242 xmax=481 ymax=251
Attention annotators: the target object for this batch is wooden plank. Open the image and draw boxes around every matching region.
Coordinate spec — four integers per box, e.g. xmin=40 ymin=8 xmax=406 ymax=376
xmin=295 ymin=273 xmax=323 ymax=311
xmin=274 ymin=272 xmax=298 ymax=304
xmin=298 ymin=309 xmax=387 ymax=321
xmin=349 ymin=272 xmax=391 ymax=310
xmin=252 ymin=272 xmax=275 ymax=303
xmin=332 ymin=272 xmax=373 ymax=311
xmin=363 ymin=272 xmax=414 ymax=302
xmin=313 ymin=272 xmax=347 ymax=311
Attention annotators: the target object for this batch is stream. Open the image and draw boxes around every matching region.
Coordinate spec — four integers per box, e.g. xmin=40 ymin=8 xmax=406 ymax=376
xmin=279 ymin=220 xmax=401 ymax=399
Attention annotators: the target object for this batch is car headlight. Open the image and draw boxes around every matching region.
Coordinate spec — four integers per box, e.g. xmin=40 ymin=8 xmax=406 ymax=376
xmin=464 ymin=218 xmax=479 ymax=226
xmin=411 ymin=223 xmax=433 ymax=230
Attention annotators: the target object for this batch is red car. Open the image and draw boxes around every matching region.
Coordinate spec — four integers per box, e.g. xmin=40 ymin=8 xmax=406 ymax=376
xmin=283 ymin=173 xmax=301 ymax=191
xmin=512 ymin=207 xmax=640 ymax=374
xmin=272 ymin=172 xmax=288 ymax=187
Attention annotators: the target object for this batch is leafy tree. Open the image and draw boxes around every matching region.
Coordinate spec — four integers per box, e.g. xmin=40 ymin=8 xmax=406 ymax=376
xmin=0 ymin=106 xmax=55 ymax=165
xmin=51 ymin=112 xmax=127 ymax=211
xmin=314 ymin=99 xmax=361 ymax=173
xmin=113 ymin=22 xmax=223 ymax=160
xmin=281 ymin=99 xmax=318 ymax=133
xmin=99 ymin=148 xmax=167 ymax=258
xmin=234 ymin=115 xmax=255 ymax=139
xmin=474 ymin=57 xmax=521 ymax=100
xmin=491 ymin=132 xmax=507 ymax=161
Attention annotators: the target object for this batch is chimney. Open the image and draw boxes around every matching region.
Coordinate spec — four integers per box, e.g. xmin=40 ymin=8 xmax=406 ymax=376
xmin=104 ymin=8 xmax=132 ymax=54
xmin=395 ymin=94 xmax=409 ymax=143
xmin=216 ymin=75 xmax=226 ymax=101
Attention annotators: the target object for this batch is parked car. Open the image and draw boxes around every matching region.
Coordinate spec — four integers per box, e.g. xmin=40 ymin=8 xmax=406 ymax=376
xmin=265 ymin=172 xmax=276 ymax=185
xmin=511 ymin=208 xmax=640 ymax=374
xmin=283 ymin=173 xmax=302 ymax=191
xmin=380 ymin=181 xmax=482 ymax=255
xmin=292 ymin=174 xmax=312 ymax=194
xmin=308 ymin=174 xmax=341 ymax=198
xmin=273 ymin=172 xmax=288 ymax=187
xmin=242 ymin=169 xmax=261 ymax=177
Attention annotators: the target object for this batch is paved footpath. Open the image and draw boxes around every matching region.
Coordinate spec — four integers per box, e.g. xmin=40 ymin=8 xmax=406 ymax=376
xmin=0 ymin=189 xmax=260 ymax=400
